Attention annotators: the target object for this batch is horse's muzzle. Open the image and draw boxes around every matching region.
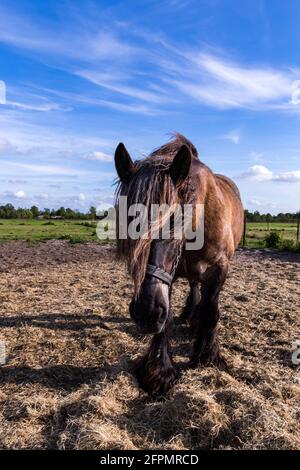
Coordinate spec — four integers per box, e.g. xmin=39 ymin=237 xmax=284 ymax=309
xmin=129 ymin=299 xmax=169 ymax=335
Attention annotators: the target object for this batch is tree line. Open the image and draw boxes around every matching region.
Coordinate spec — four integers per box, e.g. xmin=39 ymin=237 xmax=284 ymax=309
xmin=0 ymin=204 xmax=298 ymax=222
xmin=0 ymin=204 xmax=99 ymax=220
xmin=244 ymin=210 xmax=299 ymax=223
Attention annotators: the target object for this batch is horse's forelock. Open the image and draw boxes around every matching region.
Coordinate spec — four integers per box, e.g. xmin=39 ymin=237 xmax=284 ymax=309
xmin=115 ymin=134 xmax=196 ymax=294
xmin=115 ymin=159 xmax=179 ymax=295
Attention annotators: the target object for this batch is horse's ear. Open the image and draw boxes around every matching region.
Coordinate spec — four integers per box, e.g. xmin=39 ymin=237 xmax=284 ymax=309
xmin=114 ymin=143 xmax=134 ymax=184
xmin=170 ymin=145 xmax=191 ymax=184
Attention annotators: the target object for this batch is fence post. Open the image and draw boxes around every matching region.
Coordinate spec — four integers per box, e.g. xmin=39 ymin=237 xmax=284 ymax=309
xmin=242 ymin=215 xmax=247 ymax=247
xmin=297 ymin=212 xmax=300 ymax=244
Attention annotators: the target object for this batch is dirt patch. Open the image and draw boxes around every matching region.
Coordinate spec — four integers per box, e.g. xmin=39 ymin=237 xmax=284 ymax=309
xmin=0 ymin=241 xmax=299 ymax=449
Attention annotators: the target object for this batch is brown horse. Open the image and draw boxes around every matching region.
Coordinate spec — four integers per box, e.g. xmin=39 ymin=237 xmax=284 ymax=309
xmin=114 ymin=133 xmax=244 ymax=396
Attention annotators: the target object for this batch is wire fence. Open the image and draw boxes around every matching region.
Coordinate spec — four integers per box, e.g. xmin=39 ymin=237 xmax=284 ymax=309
xmin=242 ymin=215 xmax=300 ymax=249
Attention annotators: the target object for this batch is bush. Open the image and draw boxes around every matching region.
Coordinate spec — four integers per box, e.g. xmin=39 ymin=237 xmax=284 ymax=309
xmin=281 ymin=239 xmax=295 ymax=251
xmin=281 ymin=239 xmax=300 ymax=252
xmin=264 ymin=231 xmax=281 ymax=248
xmin=77 ymin=222 xmax=96 ymax=228
xmin=58 ymin=234 xmax=83 ymax=244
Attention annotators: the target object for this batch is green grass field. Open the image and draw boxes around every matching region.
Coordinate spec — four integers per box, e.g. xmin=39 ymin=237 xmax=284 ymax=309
xmin=0 ymin=219 xmax=298 ymax=249
xmin=0 ymin=219 xmax=101 ymax=243
xmin=245 ymin=221 xmax=299 ymax=248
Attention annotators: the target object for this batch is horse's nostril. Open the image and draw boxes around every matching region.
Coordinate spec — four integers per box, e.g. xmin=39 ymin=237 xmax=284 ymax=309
xmin=158 ymin=307 xmax=167 ymax=324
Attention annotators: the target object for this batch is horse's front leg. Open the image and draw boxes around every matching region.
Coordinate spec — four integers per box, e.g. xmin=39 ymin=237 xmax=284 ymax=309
xmin=134 ymin=316 xmax=177 ymax=396
xmin=189 ymin=259 xmax=228 ymax=369
xmin=177 ymin=281 xmax=200 ymax=324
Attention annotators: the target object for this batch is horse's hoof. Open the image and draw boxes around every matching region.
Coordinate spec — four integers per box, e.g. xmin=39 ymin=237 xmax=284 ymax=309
xmin=213 ymin=354 xmax=229 ymax=371
xmin=134 ymin=360 xmax=178 ymax=397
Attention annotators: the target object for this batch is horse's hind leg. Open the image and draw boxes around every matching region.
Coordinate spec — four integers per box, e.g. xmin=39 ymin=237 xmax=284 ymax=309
xmin=189 ymin=259 xmax=228 ymax=369
xmin=177 ymin=282 xmax=200 ymax=324
xmin=134 ymin=316 xmax=177 ymax=396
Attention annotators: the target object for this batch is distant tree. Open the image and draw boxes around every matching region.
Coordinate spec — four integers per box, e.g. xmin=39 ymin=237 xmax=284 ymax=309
xmin=1 ymin=203 xmax=16 ymax=218
xmin=65 ymin=208 xmax=76 ymax=219
xmin=30 ymin=205 xmax=40 ymax=218
xmin=55 ymin=207 xmax=66 ymax=218
xmin=266 ymin=213 xmax=272 ymax=230
xmin=89 ymin=206 xmax=97 ymax=220
xmin=1 ymin=204 xmax=297 ymax=224
xmin=43 ymin=208 xmax=51 ymax=219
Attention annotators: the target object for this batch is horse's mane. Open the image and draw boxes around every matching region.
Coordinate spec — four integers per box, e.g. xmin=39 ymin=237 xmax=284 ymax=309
xmin=115 ymin=133 xmax=197 ymax=295
xmin=150 ymin=132 xmax=198 ymax=159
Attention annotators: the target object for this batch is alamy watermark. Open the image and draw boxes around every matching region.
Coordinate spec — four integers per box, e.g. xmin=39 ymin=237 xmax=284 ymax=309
xmin=291 ymin=340 xmax=300 ymax=365
xmin=0 ymin=341 xmax=6 ymax=365
xmin=96 ymin=197 xmax=205 ymax=250
xmin=0 ymin=80 xmax=6 ymax=105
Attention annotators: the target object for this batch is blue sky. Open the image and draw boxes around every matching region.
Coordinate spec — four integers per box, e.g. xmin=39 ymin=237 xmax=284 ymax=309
xmin=0 ymin=0 xmax=300 ymax=213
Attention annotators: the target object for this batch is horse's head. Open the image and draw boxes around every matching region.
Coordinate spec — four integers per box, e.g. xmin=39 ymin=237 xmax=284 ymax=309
xmin=114 ymin=137 xmax=193 ymax=334
xmin=128 ymin=238 xmax=182 ymax=334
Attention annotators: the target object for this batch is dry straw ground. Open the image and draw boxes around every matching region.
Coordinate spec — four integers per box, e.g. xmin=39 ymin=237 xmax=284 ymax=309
xmin=0 ymin=241 xmax=299 ymax=450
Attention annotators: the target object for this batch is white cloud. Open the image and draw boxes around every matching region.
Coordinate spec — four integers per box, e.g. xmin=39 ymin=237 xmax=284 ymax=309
xmin=0 ymin=137 xmax=15 ymax=153
xmin=224 ymin=130 xmax=240 ymax=144
xmin=247 ymin=198 xmax=264 ymax=207
xmin=246 ymin=198 xmax=281 ymax=211
xmin=239 ymin=165 xmax=273 ymax=181
xmin=273 ymin=170 xmax=300 ymax=182
xmin=249 ymin=151 xmax=264 ymax=161
xmin=14 ymin=190 xmax=26 ymax=198
xmin=0 ymin=110 xmax=114 ymax=156
xmin=238 ymin=165 xmax=300 ymax=182
xmin=85 ymin=151 xmax=113 ymax=162
xmin=79 ymin=193 xmax=86 ymax=201
xmin=0 ymin=135 xmax=41 ymax=157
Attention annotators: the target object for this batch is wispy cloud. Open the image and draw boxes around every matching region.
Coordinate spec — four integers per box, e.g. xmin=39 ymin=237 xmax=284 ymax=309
xmin=77 ymin=70 xmax=167 ymax=104
xmin=7 ymin=100 xmax=65 ymax=112
xmin=0 ymin=5 xmax=136 ymax=63
xmin=165 ymin=52 xmax=298 ymax=110
xmin=6 ymin=161 xmax=87 ymax=177
xmin=0 ymin=136 xmax=34 ymax=156
xmin=32 ymin=86 xmax=161 ymax=115
xmin=0 ymin=109 xmax=114 ymax=160
xmin=0 ymin=137 xmax=16 ymax=154
xmin=1 ymin=4 xmax=298 ymax=114
xmin=97 ymin=99 xmax=161 ymax=115
xmin=224 ymin=130 xmax=240 ymax=144
xmin=85 ymin=151 xmax=113 ymax=162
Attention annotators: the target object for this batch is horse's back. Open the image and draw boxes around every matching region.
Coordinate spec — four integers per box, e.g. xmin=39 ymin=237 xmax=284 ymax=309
xmin=213 ymin=173 xmax=244 ymax=252
xmin=215 ymin=174 xmax=241 ymax=200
